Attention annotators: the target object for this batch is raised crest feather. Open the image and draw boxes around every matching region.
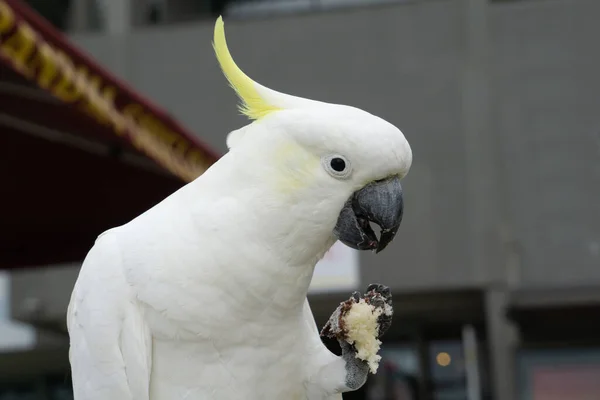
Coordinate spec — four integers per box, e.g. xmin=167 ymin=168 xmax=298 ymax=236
xmin=213 ymin=17 xmax=281 ymax=120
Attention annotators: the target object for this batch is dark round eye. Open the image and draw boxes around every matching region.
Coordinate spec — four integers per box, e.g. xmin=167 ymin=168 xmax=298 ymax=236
xmin=322 ymin=154 xmax=352 ymax=179
xmin=330 ymin=157 xmax=346 ymax=172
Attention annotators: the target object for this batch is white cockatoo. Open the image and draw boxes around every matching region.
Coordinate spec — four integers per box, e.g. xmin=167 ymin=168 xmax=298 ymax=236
xmin=67 ymin=17 xmax=412 ymax=400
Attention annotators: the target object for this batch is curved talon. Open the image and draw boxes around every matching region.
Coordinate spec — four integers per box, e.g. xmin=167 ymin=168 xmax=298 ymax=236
xmin=377 ymin=313 xmax=392 ymax=338
xmin=366 ymin=283 xmax=391 ymax=298
xmin=364 ymin=283 xmax=393 ymax=338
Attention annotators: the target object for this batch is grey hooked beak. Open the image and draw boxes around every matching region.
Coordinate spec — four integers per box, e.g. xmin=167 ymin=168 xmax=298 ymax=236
xmin=333 ymin=176 xmax=404 ymax=253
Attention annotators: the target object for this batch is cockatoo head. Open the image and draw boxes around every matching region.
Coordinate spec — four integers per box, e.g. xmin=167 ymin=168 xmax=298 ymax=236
xmin=213 ymin=18 xmax=412 ymax=254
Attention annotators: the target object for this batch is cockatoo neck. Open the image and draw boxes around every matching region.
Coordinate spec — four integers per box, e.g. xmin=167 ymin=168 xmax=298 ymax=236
xmin=186 ymin=152 xmax=338 ymax=311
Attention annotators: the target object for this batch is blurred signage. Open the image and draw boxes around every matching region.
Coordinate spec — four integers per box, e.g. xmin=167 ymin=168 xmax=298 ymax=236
xmin=309 ymin=241 xmax=359 ymax=293
xmin=519 ymin=348 xmax=600 ymax=400
xmin=532 ymin=365 xmax=600 ymax=400
xmin=0 ymin=0 xmax=217 ymax=182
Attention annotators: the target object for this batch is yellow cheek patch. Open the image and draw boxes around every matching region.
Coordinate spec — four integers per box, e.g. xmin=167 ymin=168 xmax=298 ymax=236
xmin=273 ymin=141 xmax=320 ymax=195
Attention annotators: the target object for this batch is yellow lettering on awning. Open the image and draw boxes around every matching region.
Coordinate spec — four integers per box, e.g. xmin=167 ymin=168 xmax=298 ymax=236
xmin=0 ymin=0 xmax=211 ymax=181
xmin=1 ymin=23 xmax=36 ymax=77
xmin=80 ymin=74 xmax=118 ymax=127
xmin=52 ymin=54 xmax=81 ymax=102
xmin=0 ymin=1 xmax=14 ymax=34
xmin=29 ymin=42 xmax=58 ymax=88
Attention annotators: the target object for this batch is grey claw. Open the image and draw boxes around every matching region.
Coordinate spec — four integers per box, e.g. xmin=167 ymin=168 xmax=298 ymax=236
xmin=377 ymin=313 xmax=392 ymax=338
xmin=365 ymin=283 xmax=393 ymax=338
xmin=366 ymin=283 xmax=391 ymax=299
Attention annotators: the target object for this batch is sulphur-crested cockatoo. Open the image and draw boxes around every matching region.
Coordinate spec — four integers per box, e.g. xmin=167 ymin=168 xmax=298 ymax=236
xmin=67 ymin=17 xmax=412 ymax=400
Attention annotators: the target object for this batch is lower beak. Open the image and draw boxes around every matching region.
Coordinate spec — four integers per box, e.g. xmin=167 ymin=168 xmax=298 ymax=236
xmin=333 ymin=176 xmax=404 ymax=253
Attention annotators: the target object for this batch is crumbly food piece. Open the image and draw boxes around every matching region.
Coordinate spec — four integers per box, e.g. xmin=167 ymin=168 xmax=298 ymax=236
xmin=321 ymin=284 xmax=393 ymax=374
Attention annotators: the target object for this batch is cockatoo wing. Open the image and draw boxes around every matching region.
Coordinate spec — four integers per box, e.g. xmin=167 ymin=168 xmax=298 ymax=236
xmin=67 ymin=231 xmax=152 ymax=400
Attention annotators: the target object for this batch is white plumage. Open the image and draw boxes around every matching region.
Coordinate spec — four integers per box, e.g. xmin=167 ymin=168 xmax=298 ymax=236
xmin=67 ymin=17 xmax=411 ymax=400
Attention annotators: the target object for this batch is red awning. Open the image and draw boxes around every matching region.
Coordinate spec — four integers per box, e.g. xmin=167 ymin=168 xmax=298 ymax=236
xmin=0 ymin=0 xmax=220 ymax=269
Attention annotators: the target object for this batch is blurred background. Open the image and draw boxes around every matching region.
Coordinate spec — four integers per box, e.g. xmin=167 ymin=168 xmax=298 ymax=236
xmin=1 ymin=0 xmax=599 ymax=399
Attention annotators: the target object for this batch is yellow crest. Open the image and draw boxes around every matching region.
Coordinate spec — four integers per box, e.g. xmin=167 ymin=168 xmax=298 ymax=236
xmin=213 ymin=17 xmax=281 ymax=120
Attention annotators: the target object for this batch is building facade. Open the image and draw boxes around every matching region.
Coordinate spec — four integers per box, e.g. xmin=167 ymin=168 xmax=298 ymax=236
xmin=4 ymin=0 xmax=600 ymax=399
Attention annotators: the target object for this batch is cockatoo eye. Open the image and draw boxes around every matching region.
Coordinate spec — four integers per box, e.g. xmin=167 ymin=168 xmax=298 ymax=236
xmin=330 ymin=158 xmax=346 ymax=172
xmin=322 ymin=154 xmax=352 ymax=179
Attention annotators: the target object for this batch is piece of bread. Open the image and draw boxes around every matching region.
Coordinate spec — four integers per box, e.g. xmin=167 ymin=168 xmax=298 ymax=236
xmin=321 ymin=285 xmax=393 ymax=374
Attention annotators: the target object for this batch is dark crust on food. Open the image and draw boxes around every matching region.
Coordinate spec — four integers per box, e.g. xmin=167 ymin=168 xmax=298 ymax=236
xmin=320 ymin=284 xmax=393 ymax=341
xmin=320 ymin=298 xmax=355 ymax=340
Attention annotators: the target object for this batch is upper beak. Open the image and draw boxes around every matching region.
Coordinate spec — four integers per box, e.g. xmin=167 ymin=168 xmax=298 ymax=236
xmin=333 ymin=176 xmax=404 ymax=253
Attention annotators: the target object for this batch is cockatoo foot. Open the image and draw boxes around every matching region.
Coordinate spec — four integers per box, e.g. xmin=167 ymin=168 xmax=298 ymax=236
xmin=363 ymin=283 xmax=393 ymax=336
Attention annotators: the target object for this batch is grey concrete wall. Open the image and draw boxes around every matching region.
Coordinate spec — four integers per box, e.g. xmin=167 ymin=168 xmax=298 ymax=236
xmin=13 ymin=0 xmax=599 ymax=299
xmin=491 ymin=0 xmax=600 ymax=286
